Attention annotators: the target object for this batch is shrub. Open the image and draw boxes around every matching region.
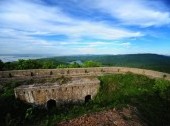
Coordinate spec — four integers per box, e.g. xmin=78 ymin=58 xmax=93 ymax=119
xmin=153 ymin=79 xmax=170 ymax=99
xmin=83 ymin=61 xmax=101 ymax=67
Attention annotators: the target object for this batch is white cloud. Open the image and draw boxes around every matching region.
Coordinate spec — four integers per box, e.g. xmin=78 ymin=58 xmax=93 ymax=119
xmin=89 ymin=0 xmax=170 ymax=27
xmin=76 ymin=47 xmax=96 ymax=54
xmin=119 ymin=42 xmax=131 ymax=47
xmin=86 ymin=42 xmax=110 ymax=47
xmin=0 ymin=0 xmax=143 ymax=54
xmin=0 ymin=0 xmax=142 ymax=38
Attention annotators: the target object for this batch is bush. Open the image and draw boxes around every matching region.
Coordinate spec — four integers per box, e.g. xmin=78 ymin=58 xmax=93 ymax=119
xmin=83 ymin=60 xmax=101 ymax=67
xmin=68 ymin=62 xmax=81 ymax=68
xmin=0 ymin=60 xmax=4 ymax=70
xmin=42 ymin=61 xmax=56 ymax=69
xmin=153 ymin=79 xmax=170 ymax=99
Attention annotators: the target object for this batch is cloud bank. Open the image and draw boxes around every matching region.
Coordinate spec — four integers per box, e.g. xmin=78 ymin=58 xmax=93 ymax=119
xmin=0 ymin=0 xmax=170 ymax=55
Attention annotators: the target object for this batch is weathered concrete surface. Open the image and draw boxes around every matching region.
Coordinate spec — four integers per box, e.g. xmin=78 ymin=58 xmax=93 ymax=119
xmin=1 ymin=67 xmax=170 ymax=107
xmin=14 ymin=77 xmax=100 ymax=105
xmin=0 ymin=67 xmax=170 ymax=81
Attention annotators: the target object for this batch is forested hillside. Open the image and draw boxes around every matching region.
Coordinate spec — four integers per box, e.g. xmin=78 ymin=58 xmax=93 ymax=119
xmin=1 ymin=54 xmax=170 ymax=73
xmin=43 ymin=54 xmax=170 ymax=73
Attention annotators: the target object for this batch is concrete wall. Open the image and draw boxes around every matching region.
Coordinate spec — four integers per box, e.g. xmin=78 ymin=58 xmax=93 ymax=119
xmin=4 ymin=67 xmax=170 ymax=107
xmin=0 ymin=67 xmax=170 ymax=80
xmin=14 ymin=77 xmax=100 ymax=106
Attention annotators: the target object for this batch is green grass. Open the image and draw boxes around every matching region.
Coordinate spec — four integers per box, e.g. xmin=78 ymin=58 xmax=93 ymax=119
xmin=95 ymin=73 xmax=155 ymax=106
xmin=0 ymin=73 xmax=170 ymax=126
xmin=95 ymin=73 xmax=170 ymax=126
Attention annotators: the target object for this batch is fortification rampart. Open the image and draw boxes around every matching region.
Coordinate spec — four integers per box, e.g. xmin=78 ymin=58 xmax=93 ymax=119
xmin=14 ymin=77 xmax=100 ymax=106
xmin=0 ymin=67 xmax=170 ymax=80
xmin=1 ymin=67 xmax=170 ymax=108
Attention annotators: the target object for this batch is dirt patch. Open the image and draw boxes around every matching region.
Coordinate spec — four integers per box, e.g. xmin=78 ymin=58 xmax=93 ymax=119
xmin=57 ymin=106 xmax=146 ymax=126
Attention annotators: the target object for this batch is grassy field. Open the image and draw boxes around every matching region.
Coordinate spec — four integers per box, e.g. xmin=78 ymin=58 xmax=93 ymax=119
xmin=0 ymin=73 xmax=170 ymax=126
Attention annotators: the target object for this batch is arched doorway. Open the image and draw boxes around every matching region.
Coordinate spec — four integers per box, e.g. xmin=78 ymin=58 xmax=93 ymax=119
xmin=85 ymin=95 xmax=91 ymax=103
xmin=46 ymin=99 xmax=56 ymax=110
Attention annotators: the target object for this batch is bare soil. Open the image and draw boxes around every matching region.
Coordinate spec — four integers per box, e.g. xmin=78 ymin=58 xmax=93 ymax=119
xmin=57 ymin=106 xmax=146 ymax=126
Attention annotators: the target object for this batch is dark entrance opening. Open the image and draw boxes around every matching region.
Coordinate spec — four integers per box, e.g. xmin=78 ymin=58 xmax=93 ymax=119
xmin=47 ymin=99 xmax=56 ymax=110
xmin=85 ymin=95 xmax=91 ymax=103
xmin=30 ymin=72 xmax=34 ymax=76
xmin=50 ymin=71 xmax=53 ymax=75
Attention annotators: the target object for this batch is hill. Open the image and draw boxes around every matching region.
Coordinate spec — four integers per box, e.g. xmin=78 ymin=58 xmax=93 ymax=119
xmin=1 ymin=53 xmax=170 ymax=73
xmin=42 ymin=54 xmax=170 ymax=73
xmin=1 ymin=73 xmax=169 ymax=125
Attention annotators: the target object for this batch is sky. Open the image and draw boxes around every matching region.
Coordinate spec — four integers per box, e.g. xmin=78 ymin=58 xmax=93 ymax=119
xmin=0 ymin=0 xmax=170 ymax=55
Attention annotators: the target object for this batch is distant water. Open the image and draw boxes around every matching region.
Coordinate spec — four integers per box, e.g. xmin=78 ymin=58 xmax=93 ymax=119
xmin=0 ymin=54 xmax=51 ymax=62
xmin=69 ymin=60 xmax=83 ymax=65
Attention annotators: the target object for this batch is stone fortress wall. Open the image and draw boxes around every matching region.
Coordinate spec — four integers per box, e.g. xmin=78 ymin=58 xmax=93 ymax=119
xmin=0 ymin=67 xmax=170 ymax=80
xmin=1 ymin=67 xmax=170 ymax=108
xmin=14 ymin=77 xmax=100 ymax=106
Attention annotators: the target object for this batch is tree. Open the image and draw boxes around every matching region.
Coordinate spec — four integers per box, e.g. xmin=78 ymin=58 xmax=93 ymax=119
xmin=83 ymin=60 xmax=102 ymax=67
xmin=17 ymin=59 xmax=42 ymax=69
xmin=68 ymin=62 xmax=81 ymax=68
xmin=42 ymin=61 xmax=55 ymax=69
xmin=0 ymin=60 xmax=4 ymax=70
xmin=57 ymin=64 xmax=68 ymax=68
xmin=3 ymin=62 xmax=16 ymax=70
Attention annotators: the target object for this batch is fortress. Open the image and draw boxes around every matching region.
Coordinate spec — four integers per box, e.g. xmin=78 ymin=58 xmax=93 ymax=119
xmin=0 ymin=67 xmax=170 ymax=108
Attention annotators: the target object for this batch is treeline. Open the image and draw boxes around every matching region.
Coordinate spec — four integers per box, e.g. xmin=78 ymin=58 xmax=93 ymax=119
xmin=1 ymin=54 xmax=170 ymax=73
xmin=43 ymin=54 xmax=170 ymax=73
xmin=0 ymin=59 xmax=102 ymax=71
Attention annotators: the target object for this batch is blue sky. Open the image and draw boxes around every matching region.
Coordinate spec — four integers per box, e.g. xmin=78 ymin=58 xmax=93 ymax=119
xmin=0 ymin=0 xmax=170 ymax=55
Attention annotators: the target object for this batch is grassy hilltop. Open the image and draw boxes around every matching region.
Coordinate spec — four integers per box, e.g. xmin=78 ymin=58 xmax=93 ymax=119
xmin=0 ymin=73 xmax=170 ymax=125
xmin=0 ymin=53 xmax=170 ymax=125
